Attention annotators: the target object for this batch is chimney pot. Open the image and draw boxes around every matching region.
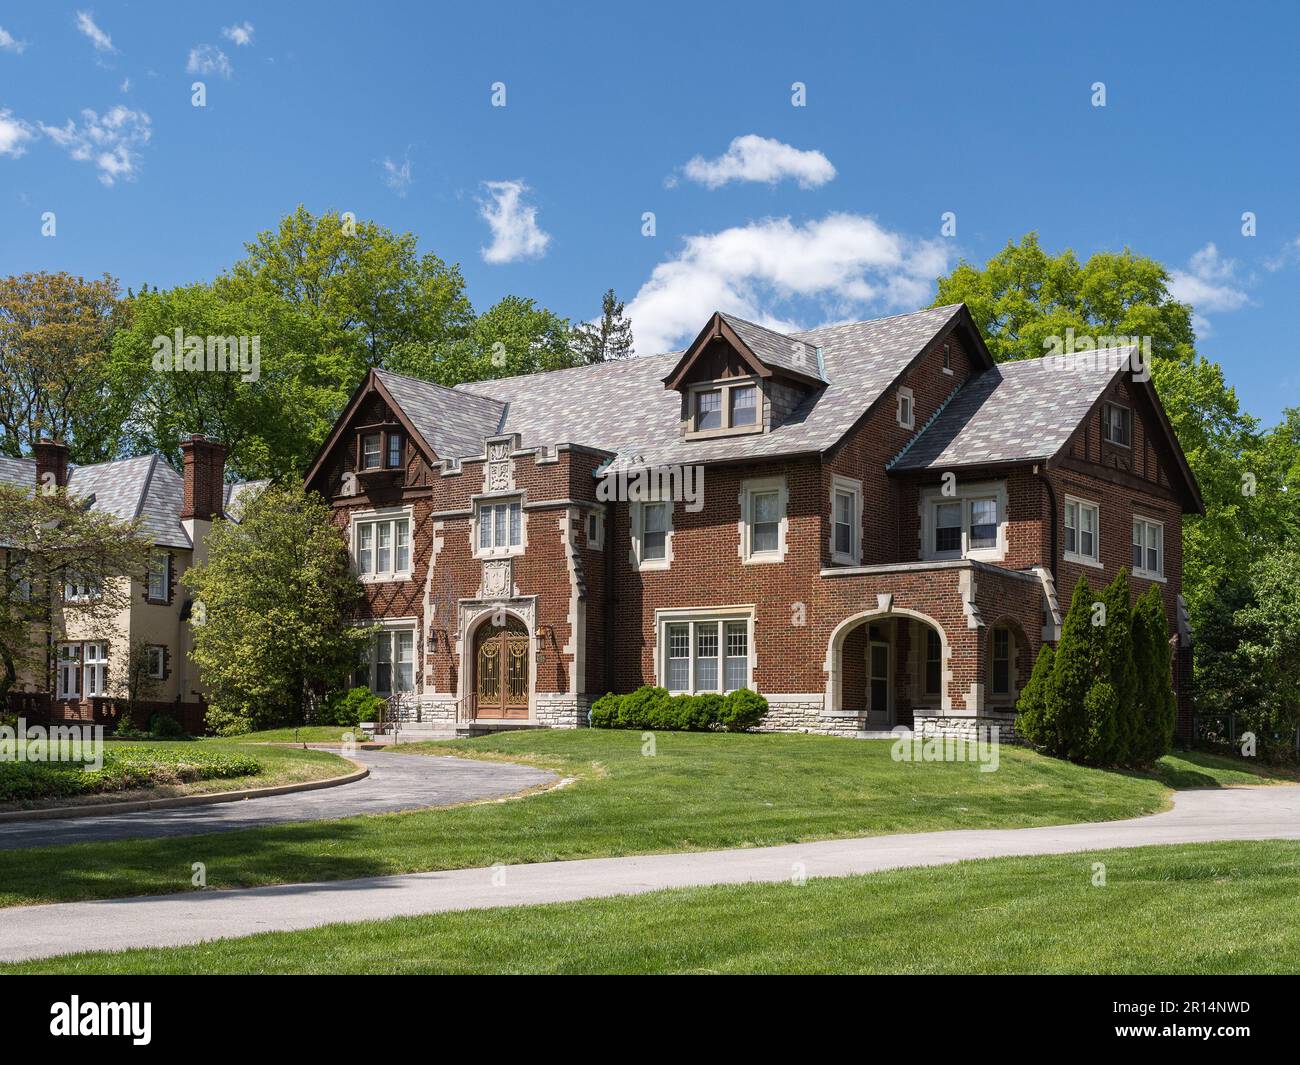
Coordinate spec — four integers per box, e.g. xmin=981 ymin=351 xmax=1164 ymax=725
xmin=180 ymin=435 xmax=228 ymax=521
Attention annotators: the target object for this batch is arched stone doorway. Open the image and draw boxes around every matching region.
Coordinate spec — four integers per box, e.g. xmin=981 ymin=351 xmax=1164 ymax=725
xmin=473 ymin=614 xmax=530 ymax=720
xmin=824 ymin=606 xmax=951 ymax=725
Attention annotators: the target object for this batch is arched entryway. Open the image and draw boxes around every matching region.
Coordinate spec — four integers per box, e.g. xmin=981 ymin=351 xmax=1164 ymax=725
xmin=473 ymin=614 xmax=530 ymax=720
xmin=824 ymin=607 xmax=951 ymax=725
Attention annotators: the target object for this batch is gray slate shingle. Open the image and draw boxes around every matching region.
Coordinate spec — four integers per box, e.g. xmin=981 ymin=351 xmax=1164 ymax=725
xmin=375 ymin=369 xmax=504 ymax=461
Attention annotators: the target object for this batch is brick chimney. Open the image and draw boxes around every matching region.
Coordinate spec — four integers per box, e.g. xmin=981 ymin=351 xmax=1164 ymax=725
xmin=33 ymin=439 xmax=69 ymax=491
xmin=180 ymin=435 xmax=227 ymax=521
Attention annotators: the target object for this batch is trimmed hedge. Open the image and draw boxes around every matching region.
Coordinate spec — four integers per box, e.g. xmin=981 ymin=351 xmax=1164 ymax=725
xmin=589 ymin=686 xmax=768 ymax=732
xmin=0 ymin=747 xmax=262 ymax=803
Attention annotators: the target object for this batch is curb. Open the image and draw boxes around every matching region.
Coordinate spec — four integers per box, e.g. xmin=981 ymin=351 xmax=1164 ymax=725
xmin=0 ymin=758 xmax=370 ymax=823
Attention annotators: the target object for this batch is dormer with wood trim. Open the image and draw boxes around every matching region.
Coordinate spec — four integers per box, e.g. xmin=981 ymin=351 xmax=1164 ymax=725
xmin=662 ymin=312 xmax=827 ymax=440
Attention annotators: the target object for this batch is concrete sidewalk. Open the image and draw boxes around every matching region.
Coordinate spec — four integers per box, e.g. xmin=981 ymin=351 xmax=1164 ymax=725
xmin=2 ymin=785 xmax=1298 ymax=963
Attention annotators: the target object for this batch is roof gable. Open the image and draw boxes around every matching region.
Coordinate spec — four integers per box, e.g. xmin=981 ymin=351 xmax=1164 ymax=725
xmin=663 ymin=312 xmax=827 ymax=390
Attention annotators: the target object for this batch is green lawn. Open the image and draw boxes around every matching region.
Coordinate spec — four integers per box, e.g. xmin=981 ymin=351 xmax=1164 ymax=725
xmin=0 ymin=730 xmax=1276 ymax=909
xmin=211 ymin=726 xmax=361 ymax=744
xmin=10 ymin=840 xmax=1297 ymax=974
xmin=0 ymin=740 xmax=350 ymax=812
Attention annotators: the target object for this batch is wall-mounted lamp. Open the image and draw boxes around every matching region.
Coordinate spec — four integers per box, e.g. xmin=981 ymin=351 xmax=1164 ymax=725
xmin=535 ymin=624 xmax=554 ymax=658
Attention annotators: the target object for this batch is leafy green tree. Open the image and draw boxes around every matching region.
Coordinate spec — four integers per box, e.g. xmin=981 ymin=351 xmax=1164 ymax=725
xmin=1046 ymin=575 xmax=1103 ymax=761
xmin=0 ymin=483 xmax=149 ymax=699
xmin=182 ymin=482 xmax=371 ymax=734
xmin=570 ymin=288 xmax=635 ymax=363
xmin=1014 ymin=642 xmax=1055 ymax=750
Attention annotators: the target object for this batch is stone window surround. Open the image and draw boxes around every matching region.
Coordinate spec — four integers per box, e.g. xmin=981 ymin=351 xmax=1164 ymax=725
xmin=1132 ymin=514 xmax=1166 ymax=582
xmin=737 ymin=475 xmax=789 ymax=565
xmin=918 ymin=479 xmax=1009 ymax=564
xmin=471 ymin=492 xmax=529 ymax=560
xmin=896 ymin=385 xmax=916 ymax=429
xmin=653 ymin=604 xmax=756 ymax=695
xmin=987 ymin=622 xmax=1020 ymax=704
xmin=1063 ymin=493 xmax=1102 ymax=568
xmin=629 ymin=497 xmax=674 ymax=572
xmin=350 ymin=504 xmax=414 ymax=583
xmin=145 ymin=644 xmax=166 ymax=680
xmin=828 ymin=474 xmax=863 ymax=566
xmin=587 ymin=505 xmax=605 ymax=551
xmin=146 ymin=549 xmax=171 ymax=603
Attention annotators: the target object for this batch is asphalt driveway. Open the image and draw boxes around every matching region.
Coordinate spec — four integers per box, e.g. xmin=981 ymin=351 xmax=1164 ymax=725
xmin=0 ymin=748 xmax=557 ymax=851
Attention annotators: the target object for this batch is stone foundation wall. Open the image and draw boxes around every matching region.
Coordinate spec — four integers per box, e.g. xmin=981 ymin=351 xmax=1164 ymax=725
xmin=758 ymin=695 xmax=824 ymax=733
xmin=533 ymin=692 xmax=593 ymax=729
xmin=912 ymin=711 xmax=1022 ymax=744
xmin=415 ymin=698 xmax=458 ymax=727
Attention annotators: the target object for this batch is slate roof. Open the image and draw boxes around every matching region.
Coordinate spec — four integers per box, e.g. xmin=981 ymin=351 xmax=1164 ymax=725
xmin=445 ymin=304 xmax=968 ymax=473
xmin=0 ymin=453 xmax=262 ymax=549
xmin=375 ymin=369 xmax=504 ymax=461
xmin=889 ymin=349 xmax=1135 ymax=472
xmin=719 ymin=313 xmax=827 ymax=382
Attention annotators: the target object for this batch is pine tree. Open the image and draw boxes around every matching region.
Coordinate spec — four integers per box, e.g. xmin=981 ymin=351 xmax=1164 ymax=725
xmin=1015 ymin=642 xmax=1057 ymax=753
xmin=570 ymin=288 xmax=634 ymax=363
xmin=1098 ymin=569 xmax=1139 ymax=765
xmin=1048 ymin=574 xmax=1104 ymax=762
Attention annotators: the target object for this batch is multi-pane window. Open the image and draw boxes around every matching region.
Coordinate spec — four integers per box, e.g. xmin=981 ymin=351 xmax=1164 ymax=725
xmin=695 ymin=389 xmax=722 ymax=431
xmin=992 ymin=628 xmax=1011 ymax=695
xmin=968 ymin=499 xmax=997 ymax=550
xmin=928 ymin=491 xmax=1004 ymax=559
xmin=934 ymin=502 xmax=963 ymax=554
xmin=386 ymin=433 xmax=403 ymax=468
xmin=477 ymin=500 xmax=523 ymax=553
xmin=362 ymin=629 xmax=415 ymax=694
xmin=361 ymin=433 xmax=382 ymax=470
xmin=1064 ymin=498 xmax=1099 ymax=563
xmin=662 ymin=617 xmax=751 ymax=694
xmin=147 ymin=551 xmax=169 ymax=601
xmin=924 ymin=628 xmax=942 ymax=696
xmin=82 ymin=642 xmax=108 ymax=697
xmin=641 ymin=501 xmax=669 ymax=561
xmin=1103 ymin=403 xmax=1132 ymax=446
xmin=56 ymin=644 xmax=80 ymax=699
xmin=64 ymin=573 xmax=101 ymax=602
xmin=356 ymin=515 xmax=412 ymax=579
xmin=1132 ymin=517 xmax=1163 ymax=578
xmin=730 ymin=385 xmax=757 ymax=427
xmin=834 ymin=490 xmax=855 ymax=558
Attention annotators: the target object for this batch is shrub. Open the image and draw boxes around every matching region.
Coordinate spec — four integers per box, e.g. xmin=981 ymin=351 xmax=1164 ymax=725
xmin=719 ymin=688 xmax=768 ymax=732
xmin=1047 ymin=574 xmax=1104 ymax=761
xmin=1015 ymin=643 xmax=1056 ymax=750
xmin=1137 ymin=587 xmax=1177 ymax=762
xmin=147 ymin=712 xmax=185 ymax=739
xmin=1098 ymin=570 xmax=1139 ymax=765
xmin=617 ymin=686 xmax=669 ymax=729
xmin=590 ymin=692 xmax=622 ymax=728
xmin=692 ymin=693 xmax=725 ymax=731
xmin=321 ymin=687 xmax=385 ymax=727
xmin=1082 ymin=681 xmax=1119 ymax=764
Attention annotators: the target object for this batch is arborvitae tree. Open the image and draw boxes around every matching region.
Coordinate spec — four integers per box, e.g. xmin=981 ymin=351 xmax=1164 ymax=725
xmin=1130 ymin=585 xmax=1161 ymax=764
xmin=1140 ymin=587 xmax=1178 ymax=761
xmin=1083 ymin=681 xmax=1120 ymax=765
xmin=1015 ymin=642 xmax=1056 ymax=752
xmin=1047 ymin=574 xmax=1102 ymax=761
xmin=1098 ymin=569 xmax=1139 ymax=765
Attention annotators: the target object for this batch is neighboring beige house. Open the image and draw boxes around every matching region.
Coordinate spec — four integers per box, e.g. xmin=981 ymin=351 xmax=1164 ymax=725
xmin=1 ymin=436 xmax=263 ymax=730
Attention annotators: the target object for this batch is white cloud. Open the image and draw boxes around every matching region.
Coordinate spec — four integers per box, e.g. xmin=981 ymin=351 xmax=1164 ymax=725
xmin=381 ymin=155 xmax=413 ymax=196
xmin=120 ymin=76 xmax=131 ymax=92
xmin=679 ymin=134 xmax=836 ymax=190
xmin=39 ymin=105 xmax=151 ymax=186
xmin=222 ymin=22 xmax=255 ymax=47
xmin=187 ymin=44 xmax=232 ymax=78
xmin=478 ymin=180 xmax=551 ymax=263
xmin=626 ymin=213 xmax=951 ymax=355
xmin=0 ymin=26 xmax=27 ymax=54
xmin=1265 ymin=235 xmax=1300 ymax=272
xmin=75 ymin=11 xmax=115 ymax=53
xmin=0 ymin=108 xmax=34 ymax=157
xmin=1168 ymin=243 xmax=1249 ymax=318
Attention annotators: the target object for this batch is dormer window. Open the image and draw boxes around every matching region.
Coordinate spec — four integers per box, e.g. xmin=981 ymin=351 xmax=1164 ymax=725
xmin=361 ymin=433 xmax=382 ymax=470
xmin=386 ymin=433 xmax=404 ymax=468
xmin=686 ymin=378 xmax=763 ymax=438
xmin=356 ymin=426 xmax=405 ymax=476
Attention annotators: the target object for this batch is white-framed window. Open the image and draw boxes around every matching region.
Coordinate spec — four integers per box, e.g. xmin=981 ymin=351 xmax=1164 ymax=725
xmin=1063 ymin=496 xmax=1100 ymax=566
xmin=361 ymin=433 xmax=382 ymax=470
xmin=991 ymin=627 xmax=1012 ymax=696
xmin=64 ymin=573 xmax=101 ymax=602
xmin=147 ymin=550 xmax=170 ymax=601
xmin=631 ymin=499 xmax=673 ymax=570
xmin=1132 ymin=516 xmax=1164 ymax=579
xmin=686 ymin=378 xmax=763 ymax=437
xmin=920 ymin=481 xmax=1008 ymax=562
xmin=56 ymin=643 xmax=80 ymax=699
xmin=740 ymin=477 xmax=788 ymax=563
xmin=146 ymin=645 xmax=166 ymax=680
xmin=587 ymin=507 xmax=604 ymax=551
xmin=897 ymin=386 xmax=915 ymax=429
xmin=1102 ymin=402 xmax=1132 ymax=447
xmin=357 ymin=626 xmax=416 ymax=694
xmin=476 ymin=498 xmax=523 ymax=555
xmin=81 ymin=641 xmax=108 ymax=697
xmin=657 ymin=609 xmax=753 ymax=694
xmin=354 ymin=510 xmax=412 ymax=580
xmin=942 ymin=341 xmax=953 ymax=374
xmin=829 ymin=474 xmax=862 ymax=565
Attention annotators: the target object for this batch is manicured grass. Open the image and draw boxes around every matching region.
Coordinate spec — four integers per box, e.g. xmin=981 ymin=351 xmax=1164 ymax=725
xmin=214 ymin=727 xmax=360 ymax=744
xmin=1147 ymin=749 xmax=1298 ymax=789
xmin=0 ymin=741 xmax=350 ymax=812
xmin=0 ymin=730 xmax=1180 ymax=908
xmin=10 ymin=840 xmax=1298 ymax=974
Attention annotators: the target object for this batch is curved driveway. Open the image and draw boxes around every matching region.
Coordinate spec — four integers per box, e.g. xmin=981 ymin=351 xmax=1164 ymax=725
xmin=0 ymin=748 xmax=557 ymax=851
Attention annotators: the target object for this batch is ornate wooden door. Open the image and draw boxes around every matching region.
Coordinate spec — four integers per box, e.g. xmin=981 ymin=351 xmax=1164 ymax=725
xmin=474 ymin=617 xmax=530 ymax=719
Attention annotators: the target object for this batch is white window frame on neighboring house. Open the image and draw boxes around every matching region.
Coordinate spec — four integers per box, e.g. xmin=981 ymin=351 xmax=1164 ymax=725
xmin=147 ymin=550 xmax=170 ymax=601
xmin=739 ymin=476 xmax=788 ymax=564
xmin=356 ymin=621 xmax=417 ymax=695
xmin=919 ymin=481 xmax=1008 ymax=563
xmin=655 ymin=606 xmax=755 ymax=695
xmin=1132 ymin=516 xmax=1165 ymax=581
xmin=472 ymin=496 xmax=526 ymax=559
xmin=1063 ymin=495 xmax=1101 ymax=567
xmin=56 ymin=644 xmax=81 ymax=699
xmin=1102 ymin=402 xmax=1132 ymax=447
xmin=63 ymin=573 xmax=102 ymax=603
xmin=897 ymin=386 xmax=916 ymax=429
xmin=829 ymin=474 xmax=863 ymax=565
xmin=352 ymin=507 xmax=413 ymax=582
xmin=630 ymin=498 xmax=674 ymax=571
xmin=57 ymin=641 xmax=109 ymax=699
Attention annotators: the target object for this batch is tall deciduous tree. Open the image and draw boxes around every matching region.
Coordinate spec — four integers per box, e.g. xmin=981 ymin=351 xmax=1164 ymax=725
xmin=570 ymin=288 xmax=635 ymax=363
xmin=182 ymin=482 xmax=370 ymax=734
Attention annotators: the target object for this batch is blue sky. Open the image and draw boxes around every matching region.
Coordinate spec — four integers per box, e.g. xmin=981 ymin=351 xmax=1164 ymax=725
xmin=2 ymin=1 xmax=1298 ymax=426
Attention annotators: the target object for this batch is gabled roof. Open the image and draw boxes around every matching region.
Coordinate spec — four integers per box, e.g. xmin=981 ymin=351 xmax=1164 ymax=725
xmin=662 ymin=311 xmax=828 ymax=389
xmin=451 ymin=303 xmax=980 ymax=473
xmin=0 ymin=453 xmax=263 ymax=549
xmin=888 ymin=349 xmax=1204 ymax=514
xmin=374 ymin=370 xmax=505 ymax=460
